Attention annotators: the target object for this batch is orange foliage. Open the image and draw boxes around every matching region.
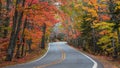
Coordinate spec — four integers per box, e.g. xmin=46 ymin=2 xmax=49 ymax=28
xmin=99 ymin=30 xmax=109 ymax=35
xmin=84 ymin=0 xmax=97 ymax=3
xmin=100 ymin=15 xmax=110 ymax=21
xmin=23 ymin=1 xmax=59 ymax=45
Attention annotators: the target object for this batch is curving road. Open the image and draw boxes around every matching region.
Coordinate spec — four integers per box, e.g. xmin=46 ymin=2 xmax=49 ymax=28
xmin=6 ymin=42 xmax=104 ymax=68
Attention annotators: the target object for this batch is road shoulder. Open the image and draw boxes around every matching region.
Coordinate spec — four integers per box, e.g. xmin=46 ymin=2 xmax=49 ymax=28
xmin=1 ymin=45 xmax=48 ymax=68
xmin=69 ymin=45 xmax=120 ymax=68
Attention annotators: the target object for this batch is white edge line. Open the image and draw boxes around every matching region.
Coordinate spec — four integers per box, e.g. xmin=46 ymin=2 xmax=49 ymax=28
xmin=26 ymin=43 xmax=51 ymax=64
xmin=5 ymin=43 xmax=51 ymax=67
xmin=67 ymin=44 xmax=98 ymax=68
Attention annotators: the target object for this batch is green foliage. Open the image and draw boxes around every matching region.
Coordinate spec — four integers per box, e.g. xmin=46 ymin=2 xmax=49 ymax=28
xmin=61 ymin=0 xmax=120 ymax=57
xmin=94 ymin=22 xmax=117 ymax=53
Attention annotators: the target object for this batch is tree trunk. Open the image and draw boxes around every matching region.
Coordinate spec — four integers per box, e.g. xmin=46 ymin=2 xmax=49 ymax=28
xmin=6 ymin=0 xmax=26 ymax=61
xmin=117 ymin=28 xmax=120 ymax=44
xmin=5 ymin=7 xmax=19 ymax=61
xmin=41 ymin=23 xmax=46 ymax=49
xmin=82 ymin=40 xmax=86 ymax=51
xmin=109 ymin=0 xmax=118 ymax=59
xmin=15 ymin=18 xmax=27 ymax=58
xmin=15 ymin=44 xmax=21 ymax=58
xmin=41 ymin=35 xmax=45 ymax=49
xmin=27 ymin=39 xmax=32 ymax=53
xmin=0 ymin=0 xmax=2 ymax=33
xmin=20 ymin=18 xmax=27 ymax=56
xmin=21 ymin=37 xmax=25 ymax=57
xmin=3 ymin=0 xmax=10 ymax=38
xmin=111 ymin=37 xmax=118 ymax=59
xmin=92 ymin=27 xmax=97 ymax=53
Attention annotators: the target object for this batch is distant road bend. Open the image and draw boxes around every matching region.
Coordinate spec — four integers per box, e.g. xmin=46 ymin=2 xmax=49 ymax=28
xmin=6 ymin=42 xmax=103 ymax=68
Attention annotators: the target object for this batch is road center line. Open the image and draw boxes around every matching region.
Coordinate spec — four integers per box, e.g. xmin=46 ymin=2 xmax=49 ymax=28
xmin=34 ymin=45 xmax=66 ymax=68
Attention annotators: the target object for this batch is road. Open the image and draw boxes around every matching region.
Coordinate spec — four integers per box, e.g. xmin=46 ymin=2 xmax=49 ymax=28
xmin=6 ymin=42 xmax=103 ymax=68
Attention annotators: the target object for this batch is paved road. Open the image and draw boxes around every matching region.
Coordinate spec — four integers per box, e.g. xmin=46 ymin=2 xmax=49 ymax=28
xmin=6 ymin=42 xmax=104 ymax=68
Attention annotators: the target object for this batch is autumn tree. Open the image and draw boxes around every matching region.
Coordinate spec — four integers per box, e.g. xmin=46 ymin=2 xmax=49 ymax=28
xmin=6 ymin=0 xmax=26 ymax=61
xmin=4 ymin=0 xmax=58 ymax=61
xmin=107 ymin=0 xmax=120 ymax=58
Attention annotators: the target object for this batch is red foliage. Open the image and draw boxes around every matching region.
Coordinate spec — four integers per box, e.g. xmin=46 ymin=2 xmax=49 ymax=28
xmin=0 ymin=38 xmax=9 ymax=44
xmin=100 ymin=15 xmax=110 ymax=21
xmin=26 ymin=0 xmax=39 ymax=4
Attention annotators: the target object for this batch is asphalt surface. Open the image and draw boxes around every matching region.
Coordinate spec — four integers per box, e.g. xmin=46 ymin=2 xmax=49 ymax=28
xmin=5 ymin=42 xmax=104 ymax=68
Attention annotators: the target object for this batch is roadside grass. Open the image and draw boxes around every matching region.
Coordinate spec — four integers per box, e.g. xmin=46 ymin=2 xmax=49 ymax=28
xmin=0 ymin=45 xmax=48 ymax=68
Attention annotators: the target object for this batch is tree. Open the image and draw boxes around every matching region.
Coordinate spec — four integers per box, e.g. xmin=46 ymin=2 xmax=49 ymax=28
xmin=6 ymin=0 xmax=26 ymax=61
xmin=5 ymin=0 xmax=58 ymax=61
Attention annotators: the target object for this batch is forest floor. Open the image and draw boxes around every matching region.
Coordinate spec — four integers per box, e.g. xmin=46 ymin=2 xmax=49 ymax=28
xmin=0 ymin=46 xmax=48 ymax=68
xmin=70 ymin=45 xmax=120 ymax=68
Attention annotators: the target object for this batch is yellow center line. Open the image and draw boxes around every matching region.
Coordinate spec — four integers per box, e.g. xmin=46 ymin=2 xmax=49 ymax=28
xmin=34 ymin=45 xmax=66 ymax=68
